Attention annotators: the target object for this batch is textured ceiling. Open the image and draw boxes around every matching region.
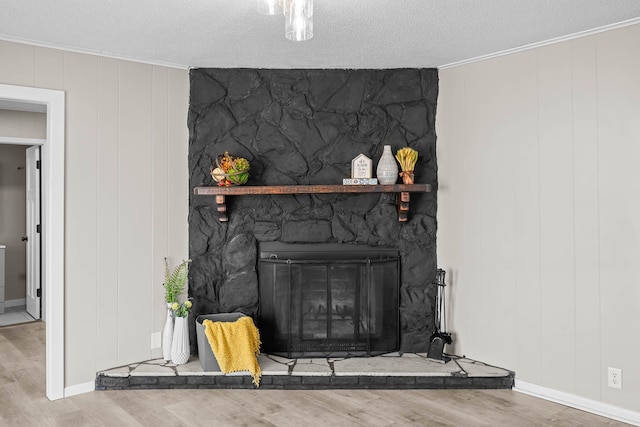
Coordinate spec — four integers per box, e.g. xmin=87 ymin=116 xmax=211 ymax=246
xmin=1 ymin=0 xmax=640 ymax=69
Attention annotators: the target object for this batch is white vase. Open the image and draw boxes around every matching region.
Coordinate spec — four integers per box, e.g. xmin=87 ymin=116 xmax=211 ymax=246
xmin=162 ymin=304 xmax=174 ymax=362
xmin=170 ymin=316 xmax=190 ymax=365
xmin=376 ymin=145 xmax=399 ymax=185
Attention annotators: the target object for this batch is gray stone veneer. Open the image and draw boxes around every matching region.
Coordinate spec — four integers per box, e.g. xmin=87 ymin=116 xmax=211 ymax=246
xmin=188 ymin=69 xmax=438 ymax=354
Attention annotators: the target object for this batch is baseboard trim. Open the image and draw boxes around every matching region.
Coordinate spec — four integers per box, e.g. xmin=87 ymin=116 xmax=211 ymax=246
xmin=514 ymin=380 xmax=640 ymax=426
xmin=5 ymin=298 xmax=26 ymax=308
xmin=64 ymin=381 xmax=94 ymax=398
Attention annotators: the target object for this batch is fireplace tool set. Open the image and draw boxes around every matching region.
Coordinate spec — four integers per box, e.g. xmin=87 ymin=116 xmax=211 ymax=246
xmin=427 ymin=268 xmax=453 ymax=363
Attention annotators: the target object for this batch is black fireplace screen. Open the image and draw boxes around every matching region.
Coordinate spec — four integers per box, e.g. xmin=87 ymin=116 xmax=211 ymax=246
xmin=258 ymin=243 xmax=399 ymax=358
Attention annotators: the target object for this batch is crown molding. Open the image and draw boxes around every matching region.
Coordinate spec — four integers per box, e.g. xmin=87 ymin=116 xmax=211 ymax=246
xmin=0 ymin=35 xmax=189 ymax=70
xmin=439 ymin=17 xmax=640 ymax=70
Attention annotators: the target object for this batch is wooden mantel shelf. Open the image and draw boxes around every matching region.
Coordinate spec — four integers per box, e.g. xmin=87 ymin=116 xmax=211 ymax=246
xmin=193 ymin=184 xmax=432 ymax=222
xmin=193 ymin=184 xmax=431 ymax=196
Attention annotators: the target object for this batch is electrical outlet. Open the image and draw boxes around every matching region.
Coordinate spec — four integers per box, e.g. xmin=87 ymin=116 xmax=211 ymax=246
xmin=151 ymin=332 xmax=161 ymax=349
xmin=608 ymin=367 xmax=622 ymax=389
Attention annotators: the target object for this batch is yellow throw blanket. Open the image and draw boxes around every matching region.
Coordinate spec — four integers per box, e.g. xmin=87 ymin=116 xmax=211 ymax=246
xmin=203 ymin=316 xmax=262 ymax=386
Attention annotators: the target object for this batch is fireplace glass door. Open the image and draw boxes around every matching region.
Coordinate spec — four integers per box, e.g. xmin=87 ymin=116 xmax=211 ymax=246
xmin=258 ymin=243 xmax=399 ymax=358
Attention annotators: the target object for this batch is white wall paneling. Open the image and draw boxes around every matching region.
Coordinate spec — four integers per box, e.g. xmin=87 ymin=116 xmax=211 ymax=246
xmin=95 ymin=57 xmax=120 ymax=371
xmin=63 ymin=51 xmax=99 ymax=387
xmin=595 ymin=24 xmax=640 ymax=412
xmin=437 ymin=23 xmax=640 ymax=414
xmin=117 ymin=60 xmax=154 ymax=365
xmin=151 ymin=67 xmax=169 ymax=359
xmin=0 ymin=40 xmax=189 ymax=392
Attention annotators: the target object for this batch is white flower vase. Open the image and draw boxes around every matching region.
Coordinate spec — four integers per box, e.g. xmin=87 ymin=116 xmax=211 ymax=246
xmin=170 ymin=316 xmax=190 ymax=365
xmin=162 ymin=304 xmax=174 ymax=362
xmin=376 ymin=145 xmax=399 ymax=185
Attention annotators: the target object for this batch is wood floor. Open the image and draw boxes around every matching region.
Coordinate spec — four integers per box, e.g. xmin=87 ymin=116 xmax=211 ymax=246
xmin=0 ymin=322 xmax=629 ymax=426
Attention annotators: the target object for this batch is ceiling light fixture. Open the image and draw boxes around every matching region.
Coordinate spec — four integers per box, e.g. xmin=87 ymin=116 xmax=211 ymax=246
xmin=284 ymin=0 xmax=313 ymax=41
xmin=257 ymin=0 xmax=283 ymax=15
xmin=258 ymin=0 xmax=313 ymax=42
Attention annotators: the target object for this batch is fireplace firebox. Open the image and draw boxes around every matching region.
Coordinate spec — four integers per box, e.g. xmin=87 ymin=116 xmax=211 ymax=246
xmin=258 ymin=242 xmax=399 ymax=358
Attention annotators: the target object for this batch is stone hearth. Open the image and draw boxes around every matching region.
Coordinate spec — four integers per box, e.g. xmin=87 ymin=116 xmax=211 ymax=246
xmin=96 ymin=354 xmax=514 ymax=390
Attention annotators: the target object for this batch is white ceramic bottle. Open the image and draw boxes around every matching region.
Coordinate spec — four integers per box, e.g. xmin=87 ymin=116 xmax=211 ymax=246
xmin=162 ymin=303 xmax=174 ymax=361
xmin=376 ymin=145 xmax=399 ymax=185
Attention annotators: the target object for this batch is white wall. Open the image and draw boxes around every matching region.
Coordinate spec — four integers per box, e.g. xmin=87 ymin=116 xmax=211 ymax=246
xmin=437 ymin=23 xmax=640 ymax=412
xmin=0 ymin=144 xmax=27 ymax=301
xmin=0 ymin=110 xmax=46 ymax=139
xmin=0 ymin=40 xmax=189 ymax=387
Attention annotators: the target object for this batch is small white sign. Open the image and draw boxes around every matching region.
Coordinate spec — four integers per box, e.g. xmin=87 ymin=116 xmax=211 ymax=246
xmin=351 ymin=153 xmax=372 ymax=179
xmin=343 ymin=178 xmax=378 ymax=185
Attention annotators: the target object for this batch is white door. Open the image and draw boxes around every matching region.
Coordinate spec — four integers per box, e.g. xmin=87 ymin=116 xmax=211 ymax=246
xmin=26 ymin=145 xmax=41 ymax=320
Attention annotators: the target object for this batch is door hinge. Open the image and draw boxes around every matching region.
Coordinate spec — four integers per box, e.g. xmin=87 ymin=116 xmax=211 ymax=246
xmin=37 ymin=224 xmax=41 ymax=233
xmin=36 ymin=160 xmax=41 ymax=170
xmin=36 ymin=288 xmax=41 ymax=298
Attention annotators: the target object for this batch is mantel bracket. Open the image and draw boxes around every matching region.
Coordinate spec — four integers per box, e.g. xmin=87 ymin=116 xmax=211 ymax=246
xmin=215 ymin=195 xmax=228 ymax=222
xmin=398 ymin=192 xmax=410 ymax=222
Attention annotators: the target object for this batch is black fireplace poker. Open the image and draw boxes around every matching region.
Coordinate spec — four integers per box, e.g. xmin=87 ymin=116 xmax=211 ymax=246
xmin=427 ymin=268 xmax=453 ymax=363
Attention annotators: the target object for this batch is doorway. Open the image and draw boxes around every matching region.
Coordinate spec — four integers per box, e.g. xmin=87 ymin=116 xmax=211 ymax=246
xmin=0 ymin=83 xmax=65 ymax=400
xmin=0 ymin=143 xmax=41 ymax=325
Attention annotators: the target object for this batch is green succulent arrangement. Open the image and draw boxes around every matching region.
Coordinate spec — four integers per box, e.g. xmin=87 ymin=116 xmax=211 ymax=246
xmin=164 ymin=258 xmax=191 ymax=304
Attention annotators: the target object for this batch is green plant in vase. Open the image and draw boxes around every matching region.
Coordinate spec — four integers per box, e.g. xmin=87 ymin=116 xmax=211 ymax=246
xmin=162 ymin=258 xmax=191 ymax=362
xmin=164 ymin=258 xmax=191 ymax=304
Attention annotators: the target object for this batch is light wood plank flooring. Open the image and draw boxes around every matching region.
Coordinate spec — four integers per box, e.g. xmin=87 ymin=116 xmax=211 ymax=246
xmin=0 ymin=322 xmax=630 ymax=426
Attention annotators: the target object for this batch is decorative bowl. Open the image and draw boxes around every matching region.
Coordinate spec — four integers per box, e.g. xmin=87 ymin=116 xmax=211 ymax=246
xmin=211 ymin=153 xmax=250 ymax=186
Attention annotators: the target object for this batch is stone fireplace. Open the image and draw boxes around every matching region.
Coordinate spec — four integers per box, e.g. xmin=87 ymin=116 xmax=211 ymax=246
xmin=188 ymin=68 xmax=438 ymax=355
xmin=258 ymin=242 xmax=399 ymax=357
